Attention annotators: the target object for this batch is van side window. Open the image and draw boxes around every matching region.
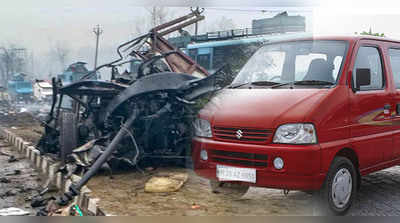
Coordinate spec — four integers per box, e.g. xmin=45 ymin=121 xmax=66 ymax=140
xmin=389 ymin=48 xmax=400 ymax=89
xmin=353 ymin=46 xmax=384 ymax=91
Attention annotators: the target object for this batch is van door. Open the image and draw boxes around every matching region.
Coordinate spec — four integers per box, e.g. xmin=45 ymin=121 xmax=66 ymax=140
xmin=349 ymin=42 xmax=393 ymax=168
xmin=388 ymin=47 xmax=400 ymax=160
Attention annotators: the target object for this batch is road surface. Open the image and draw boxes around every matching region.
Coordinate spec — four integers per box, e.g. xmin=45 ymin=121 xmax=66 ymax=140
xmin=0 ymin=135 xmax=43 ymax=216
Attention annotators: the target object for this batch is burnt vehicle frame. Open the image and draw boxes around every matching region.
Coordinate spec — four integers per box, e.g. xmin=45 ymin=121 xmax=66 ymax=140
xmin=35 ymin=8 xmax=231 ymax=215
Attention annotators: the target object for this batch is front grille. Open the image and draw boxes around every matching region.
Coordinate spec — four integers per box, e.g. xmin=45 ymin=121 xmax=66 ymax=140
xmin=210 ymin=149 xmax=268 ymax=168
xmin=213 ymin=126 xmax=272 ymax=143
xmin=212 ymin=150 xmax=268 ymax=160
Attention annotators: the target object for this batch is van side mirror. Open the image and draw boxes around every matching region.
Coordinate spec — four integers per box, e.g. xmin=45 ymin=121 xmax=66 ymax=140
xmin=355 ymin=68 xmax=371 ymax=90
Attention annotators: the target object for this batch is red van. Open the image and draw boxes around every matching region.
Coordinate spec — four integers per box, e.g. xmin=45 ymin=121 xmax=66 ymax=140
xmin=192 ymin=35 xmax=400 ymax=215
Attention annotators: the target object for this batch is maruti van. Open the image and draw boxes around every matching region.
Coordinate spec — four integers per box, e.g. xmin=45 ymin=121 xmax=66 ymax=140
xmin=192 ymin=35 xmax=400 ymax=215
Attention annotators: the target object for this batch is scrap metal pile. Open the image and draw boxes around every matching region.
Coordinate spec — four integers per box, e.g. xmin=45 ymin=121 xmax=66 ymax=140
xmin=35 ymin=9 xmax=231 ymax=215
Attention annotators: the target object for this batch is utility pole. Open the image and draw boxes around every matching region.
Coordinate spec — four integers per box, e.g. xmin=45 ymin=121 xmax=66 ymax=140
xmin=194 ymin=7 xmax=199 ymax=36
xmin=31 ymin=51 xmax=34 ymax=76
xmin=195 ymin=19 xmax=198 ymax=36
xmin=153 ymin=7 xmax=157 ymax=27
xmin=93 ymin=25 xmax=103 ymax=70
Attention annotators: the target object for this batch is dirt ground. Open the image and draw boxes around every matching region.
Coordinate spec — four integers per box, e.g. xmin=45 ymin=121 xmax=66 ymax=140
xmin=0 ymin=102 xmax=43 ymax=145
xmin=87 ymin=168 xmax=313 ymax=216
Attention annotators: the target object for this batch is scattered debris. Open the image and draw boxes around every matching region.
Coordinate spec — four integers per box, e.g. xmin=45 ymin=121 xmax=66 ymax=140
xmin=144 ymin=173 xmax=188 ymax=193
xmin=0 ymin=208 xmax=30 ymax=216
xmin=0 ymin=177 xmax=10 ymax=183
xmin=31 ymin=195 xmax=55 ymax=208
xmin=8 ymin=155 xmax=18 ymax=163
xmin=59 ymin=203 xmax=75 ymax=216
xmin=17 ymin=186 xmax=35 ymax=193
xmin=191 ymin=204 xmax=201 ymax=209
xmin=72 ymin=205 xmax=83 ymax=216
xmin=145 ymin=167 xmax=155 ymax=171
xmin=0 ymin=151 xmax=11 ymax=157
xmin=5 ymin=169 xmax=22 ymax=176
xmin=0 ymin=136 xmax=50 ymax=216
xmin=4 ymin=189 xmax=18 ymax=197
xmin=38 ymin=199 xmax=62 ymax=216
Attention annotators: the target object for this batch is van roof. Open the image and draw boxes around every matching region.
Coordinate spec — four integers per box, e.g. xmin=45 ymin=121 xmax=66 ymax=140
xmin=266 ymin=34 xmax=400 ymax=44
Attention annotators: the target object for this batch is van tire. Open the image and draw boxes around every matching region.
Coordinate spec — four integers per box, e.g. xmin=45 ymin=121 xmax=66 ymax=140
xmin=315 ymin=156 xmax=357 ymax=215
xmin=209 ymin=180 xmax=250 ymax=198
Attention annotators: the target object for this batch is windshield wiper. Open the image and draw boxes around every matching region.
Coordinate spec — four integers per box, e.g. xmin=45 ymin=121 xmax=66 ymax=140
xmin=229 ymin=81 xmax=281 ymax=89
xmin=271 ymin=80 xmax=334 ymax=88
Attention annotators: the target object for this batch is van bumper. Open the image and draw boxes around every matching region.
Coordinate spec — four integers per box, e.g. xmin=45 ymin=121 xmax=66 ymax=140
xmin=192 ymin=137 xmax=325 ymax=191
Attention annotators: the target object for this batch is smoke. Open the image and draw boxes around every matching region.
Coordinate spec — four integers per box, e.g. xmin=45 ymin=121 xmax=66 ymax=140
xmin=13 ymin=101 xmax=51 ymax=120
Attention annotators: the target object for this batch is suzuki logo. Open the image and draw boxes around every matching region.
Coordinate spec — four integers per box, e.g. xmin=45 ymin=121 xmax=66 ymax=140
xmin=236 ymin=130 xmax=243 ymax=139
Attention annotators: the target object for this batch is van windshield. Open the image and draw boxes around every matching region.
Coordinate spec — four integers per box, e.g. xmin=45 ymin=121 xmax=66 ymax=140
xmin=231 ymin=40 xmax=348 ymax=88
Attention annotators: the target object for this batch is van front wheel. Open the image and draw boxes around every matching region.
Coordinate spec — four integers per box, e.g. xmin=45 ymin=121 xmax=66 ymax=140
xmin=316 ymin=156 xmax=357 ymax=215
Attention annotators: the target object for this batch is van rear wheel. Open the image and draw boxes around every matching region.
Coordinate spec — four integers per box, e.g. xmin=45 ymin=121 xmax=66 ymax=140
xmin=209 ymin=180 xmax=250 ymax=198
xmin=315 ymin=156 xmax=357 ymax=215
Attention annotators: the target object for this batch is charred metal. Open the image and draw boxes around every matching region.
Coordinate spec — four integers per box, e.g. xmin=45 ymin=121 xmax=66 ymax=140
xmin=35 ymin=9 xmax=230 ymax=215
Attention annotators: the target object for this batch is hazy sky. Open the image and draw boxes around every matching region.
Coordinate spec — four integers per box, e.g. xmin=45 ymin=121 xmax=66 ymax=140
xmin=2 ymin=0 xmax=400 ymax=77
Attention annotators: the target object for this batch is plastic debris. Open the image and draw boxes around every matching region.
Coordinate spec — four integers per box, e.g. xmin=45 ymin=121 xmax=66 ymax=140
xmin=191 ymin=204 xmax=201 ymax=209
xmin=145 ymin=173 xmax=188 ymax=193
xmin=0 ymin=208 xmax=30 ymax=216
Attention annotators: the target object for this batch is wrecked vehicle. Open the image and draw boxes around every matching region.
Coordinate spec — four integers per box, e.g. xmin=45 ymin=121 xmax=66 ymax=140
xmin=37 ymin=9 xmax=218 ymax=165
xmin=7 ymin=73 xmax=33 ymax=103
xmin=33 ymin=80 xmax=53 ymax=102
xmin=58 ymin=62 xmax=93 ymax=84
xmin=35 ymin=9 xmax=231 ymax=215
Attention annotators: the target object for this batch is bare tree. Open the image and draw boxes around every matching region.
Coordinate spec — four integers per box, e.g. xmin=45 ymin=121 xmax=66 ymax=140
xmin=146 ymin=7 xmax=170 ymax=28
xmin=132 ymin=7 xmax=171 ymax=36
xmin=208 ymin=16 xmax=236 ymax=32
xmin=134 ymin=17 xmax=148 ymax=35
xmin=0 ymin=46 xmax=27 ymax=86
xmin=0 ymin=61 xmax=5 ymax=86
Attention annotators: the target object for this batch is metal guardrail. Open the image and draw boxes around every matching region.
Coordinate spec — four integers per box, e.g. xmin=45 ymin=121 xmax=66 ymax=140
xmin=168 ymin=26 xmax=306 ymax=48
xmin=193 ymin=27 xmax=305 ymax=42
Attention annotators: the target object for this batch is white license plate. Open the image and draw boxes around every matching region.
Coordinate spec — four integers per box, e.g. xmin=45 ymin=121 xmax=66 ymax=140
xmin=216 ymin=165 xmax=256 ymax=183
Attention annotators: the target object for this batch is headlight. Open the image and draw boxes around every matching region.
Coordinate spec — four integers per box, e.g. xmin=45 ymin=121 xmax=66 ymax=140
xmin=273 ymin=123 xmax=317 ymax=144
xmin=193 ymin=118 xmax=212 ymax=138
